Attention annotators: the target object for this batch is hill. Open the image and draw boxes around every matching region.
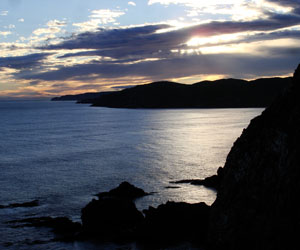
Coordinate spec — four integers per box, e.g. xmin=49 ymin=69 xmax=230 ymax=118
xmin=51 ymin=77 xmax=292 ymax=108
xmin=87 ymin=77 xmax=291 ymax=108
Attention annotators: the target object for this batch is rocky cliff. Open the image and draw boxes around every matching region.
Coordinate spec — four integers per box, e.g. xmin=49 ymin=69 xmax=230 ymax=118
xmin=208 ymin=65 xmax=300 ymax=250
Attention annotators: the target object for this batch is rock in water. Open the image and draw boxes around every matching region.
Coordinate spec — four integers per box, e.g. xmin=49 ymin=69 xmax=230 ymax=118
xmin=138 ymin=201 xmax=210 ymax=246
xmin=96 ymin=181 xmax=149 ymax=200
xmin=0 ymin=200 xmax=39 ymax=209
xmin=208 ymin=64 xmax=300 ymax=250
xmin=81 ymin=197 xmax=144 ymax=242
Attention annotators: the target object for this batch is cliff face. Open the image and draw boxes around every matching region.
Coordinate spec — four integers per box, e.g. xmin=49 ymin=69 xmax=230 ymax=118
xmin=209 ymin=65 xmax=300 ymax=250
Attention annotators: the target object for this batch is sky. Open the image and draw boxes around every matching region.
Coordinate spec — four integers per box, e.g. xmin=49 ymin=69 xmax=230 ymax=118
xmin=1 ymin=0 xmax=300 ymax=98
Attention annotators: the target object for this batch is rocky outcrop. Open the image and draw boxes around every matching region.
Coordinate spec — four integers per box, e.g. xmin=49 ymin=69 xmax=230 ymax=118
xmin=96 ymin=181 xmax=149 ymax=200
xmin=138 ymin=201 xmax=210 ymax=246
xmin=81 ymin=182 xmax=147 ymax=242
xmin=208 ymin=64 xmax=300 ymax=250
xmin=170 ymin=167 xmax=224 ymax=190
xmin=81 ymin=197 xmax=144 ymax=242
xmin=0 ymin=200 xmax=39 ymax=209
xmin=82 ymin=182 xmax=211 ymax=246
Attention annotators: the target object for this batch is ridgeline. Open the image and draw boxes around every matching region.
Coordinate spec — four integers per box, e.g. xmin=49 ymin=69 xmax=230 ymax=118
xmin=52 ymin=77 xmax=291 ymax=108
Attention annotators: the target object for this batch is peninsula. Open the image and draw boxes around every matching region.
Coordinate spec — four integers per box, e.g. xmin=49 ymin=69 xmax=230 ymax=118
xmin=52 ymin=77 xmax=291 ymax=108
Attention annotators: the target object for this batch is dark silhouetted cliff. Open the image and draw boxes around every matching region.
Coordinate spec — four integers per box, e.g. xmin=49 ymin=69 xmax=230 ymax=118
xmin=208 ymin=65 xmax=300 ymax=250
xmin=86 ymin=77 xmax=291 ymax=108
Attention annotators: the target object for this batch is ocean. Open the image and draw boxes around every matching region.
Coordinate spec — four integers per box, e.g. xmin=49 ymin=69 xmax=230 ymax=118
xmin=0 ymin=100 xmax=263 ymax=249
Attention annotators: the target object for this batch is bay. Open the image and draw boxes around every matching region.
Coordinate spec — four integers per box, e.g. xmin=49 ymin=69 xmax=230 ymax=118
xmin=0 ymin=100 xmax=263 ymax=249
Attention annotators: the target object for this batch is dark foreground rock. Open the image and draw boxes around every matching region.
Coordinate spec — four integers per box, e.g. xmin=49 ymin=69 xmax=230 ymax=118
xmin=0 ymin=200 xmax=39 ymax=209
xmin=82 ymin=182 xmax=211 ymax=246
xmin=171 ymin=167 xmax=224 ymax=190
xmin=81 ymin=182 xmax=148 ymax=242
xmin=81 ymin=197 xmax=144 ymax=242
xmin=138 ymin=201 xmax=210 ymax=246
xmin=208 ymin=64 xmax=300 ymax=250
xmin=96 ymin=181 xmax=149 ymax=200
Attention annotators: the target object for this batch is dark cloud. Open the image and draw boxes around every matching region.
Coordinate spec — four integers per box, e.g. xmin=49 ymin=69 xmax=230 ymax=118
xmin=0 ymin=53 xmax=51 ymax=70
xmin=43 ymin=24 xmax=170 ymax=51
xmin=28 ymin=80 xmax=40 ymax=86
xmin=18 ymin=46 xmax=300 ymax=83
xmin=265 ymin=0 xmax=300 ymax=14
xmin=40 ymin=11 xmax=300 ymax=63
xmin=241 ymin=29 xmax=300 ymax=43
xmin=265 ymin=0 xmax=300 ymax=8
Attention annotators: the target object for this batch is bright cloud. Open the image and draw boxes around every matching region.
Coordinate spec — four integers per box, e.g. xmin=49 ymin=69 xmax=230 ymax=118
xmin=73 ymin=9 xmax=125 ymax=32
xmin=0 ymin=10 xmax=8 ymax=16
xmin=0 ymin=31 xmax=12 ymax=37
xmin=89 ymin=9 xmax=125 ymax=23
xmin=128 ymin=1 xmax=136 ymax=6
xmin=32 ymin=19 xmax=66 ymax=36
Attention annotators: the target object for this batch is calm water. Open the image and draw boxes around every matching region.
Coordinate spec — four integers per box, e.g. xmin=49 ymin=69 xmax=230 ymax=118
xmin=0 ymin=100 xmax=263 ymax=249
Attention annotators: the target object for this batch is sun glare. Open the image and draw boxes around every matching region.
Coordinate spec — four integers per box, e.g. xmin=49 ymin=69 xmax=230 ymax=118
xmin=186 ymin=33 xmax=242 ymax=47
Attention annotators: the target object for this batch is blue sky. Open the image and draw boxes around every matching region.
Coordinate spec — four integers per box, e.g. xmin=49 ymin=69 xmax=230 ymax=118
xmin=1 ymin=0 xmax=300 ymax=98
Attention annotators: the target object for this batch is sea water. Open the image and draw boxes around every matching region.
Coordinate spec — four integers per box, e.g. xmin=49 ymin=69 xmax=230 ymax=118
xmin=0 ymin=100 xmax=263 ymax=249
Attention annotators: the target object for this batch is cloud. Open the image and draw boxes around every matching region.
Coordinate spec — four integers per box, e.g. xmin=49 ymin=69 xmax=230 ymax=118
xmin=5 ymin=24 xmax=16 ymax=29
xmin=18 ymin=45 xmax=300 ymax=84
xmin=9 ymin=5 xmax=300 ymax=86
xmin=218 ymin=29 xmax=300 ymax=46
xmin=147 ymin=0 xmax=300 ymax=22
xmin=90 ymin=9 xmax=125 ymax=23
xmin=18 ymin=18 xmax=24 ymax=22
xmin=0 ymin=31 xmax=12 ymax=37
xmin=265 ymin=0 xmax=300 ymax=8
xmin=0 ymin=53 xmax=51 ymax=70
xmin=40 ymin=10 xmax=300 ymax=62
xmin=0 ymin=10 xmax=8 ymax=16
xmin=32 ymin=19 xmax=66 ymax=36
xmin=51 ymin=24 xmax=171 ymax=61
xmin=47 ymin=20 xmax=67 ymax=27
xmin=73 ymin=9 xmax=125 ymax=32
xmin=128 ymin=1 xmax=136 ymax=6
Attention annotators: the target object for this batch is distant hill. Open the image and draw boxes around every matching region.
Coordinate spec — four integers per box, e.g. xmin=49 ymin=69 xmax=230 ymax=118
xmin=51 ymin=91 xmax=112 ymax=101
xmin=52 ymin=77 xmax=292 ymax=108
xmin=84 ymin=77 xmax=291 ymax=108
